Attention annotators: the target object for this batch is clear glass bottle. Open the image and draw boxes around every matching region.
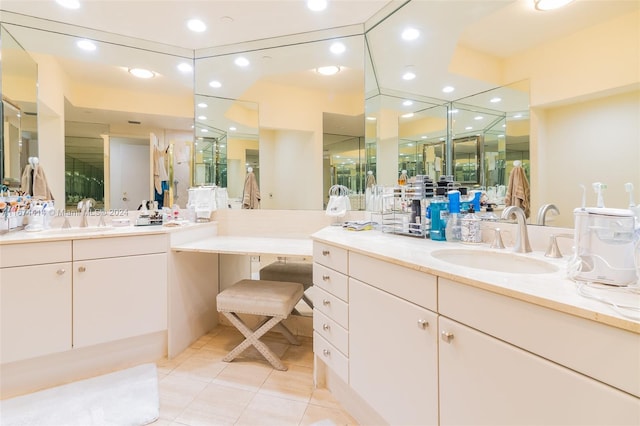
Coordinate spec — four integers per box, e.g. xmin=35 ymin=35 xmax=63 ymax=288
xmin=445 ymin=190 xmax=462 ymax=242
xmin=461 ymin=206 xmax=482 ymax=244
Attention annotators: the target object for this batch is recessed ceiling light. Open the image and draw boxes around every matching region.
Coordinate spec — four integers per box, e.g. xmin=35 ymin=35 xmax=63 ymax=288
xmin=366 ymin=117 xmax=377 ymax=121
xmin=198 ymin=103 xmax=208 ymax=108
xmin=401 ymin=113 xmax=414 ymax=118
xmin=448 ymin=109 xmax=459 ymax=114
xmin=534 ymin=0 xmax=575 ymax=11
xmin=56 ymin=0 xmax=80 ymax=9
xmin=402 ymin=100 xmax=413 ymax=106
xmin=421 ymin=136 xmax=428 ymax=139
xmin=465 ymin=126 xmax=473 ymax=130
xmin=401 ymin=28 xmax=420 ymax=41
xmin=177 ymin=62 xmax=193 ymax=73
xmin=307 ymin=0 xmax=327 ymax=12
xmin=229 ymin=126 xmax=237 ymax=131
xmin=514 ymin=113 xmax=523 ymax=118
xmin=198 ymin=115 xmax=207 ymax=120
xmin=330 ymin=42 xmax=346 ymax=55
xmin=209 ymin=80 xmax=222 ymax=88
xmin=187 ymin=19 xmax=206 ymax=32
xmin=235 ymin=57 xmax=250 ymax=67
xmin=402 ymin=71 xmax=416 ymax=80
xmin=316 ymin=66 xmax=340 ymax=75
xmin=474 ymin=116 xmax=484 ymax=120
xmin=490 ymin=97 xmax=502 ymax=103
xmin=128 ymin=68 xmax=154 ymax=79
xmin=201 ymin=129 xmax=209 ymax=133
xmin=442 ymin=86 xmax=455 ymax=93
xmin=76 ymin=39 xmax=96 ymax=51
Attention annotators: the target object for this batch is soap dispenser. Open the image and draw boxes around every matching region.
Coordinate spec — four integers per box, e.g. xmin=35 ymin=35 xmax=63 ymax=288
xmin=445 ymin=190 xmax=462 ymax=242
xmin=461 ymin=205 xmax=482 ymax=244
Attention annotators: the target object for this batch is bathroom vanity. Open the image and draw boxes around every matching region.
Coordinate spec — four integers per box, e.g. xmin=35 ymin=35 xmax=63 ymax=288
xmin=311 ymin=226 xmax=640 ymax=425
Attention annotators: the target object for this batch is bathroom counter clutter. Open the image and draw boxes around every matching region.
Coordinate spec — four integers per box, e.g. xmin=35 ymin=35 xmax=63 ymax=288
xmin=311 ymin=226 xmax=639 ymax=333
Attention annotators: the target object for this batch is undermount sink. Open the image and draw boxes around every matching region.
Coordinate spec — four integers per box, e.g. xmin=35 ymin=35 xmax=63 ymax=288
xmin=431 ymin=249 xmax=559 ymax=275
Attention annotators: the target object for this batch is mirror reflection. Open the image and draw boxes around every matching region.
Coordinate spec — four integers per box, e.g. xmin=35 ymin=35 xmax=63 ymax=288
xmin=1 ymin=24 xmax=38 ymax=190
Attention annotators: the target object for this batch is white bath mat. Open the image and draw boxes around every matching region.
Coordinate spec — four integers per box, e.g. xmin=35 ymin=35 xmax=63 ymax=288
xmin=0 ymin=363 xmax=159 ymax=426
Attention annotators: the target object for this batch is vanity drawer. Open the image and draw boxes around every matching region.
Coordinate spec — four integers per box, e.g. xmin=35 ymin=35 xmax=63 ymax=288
xmin=313 ymin=242 xmax=348 ymax=274
xmin=0 ymin=241 xmax=72 ymax=268
xmin=73 ymin=234 xmax=167 ymax=260
xmin=349 ymin=251 xmax=437 ymax=311
xmin=313 ymin=263 xmax=348 ymax=302
xmin=313 ymin=308 xmax=349 ymax=356
xmin=314 ymin=332 xmax=349 ymax=384
xmin=314 ymin=286 xmax=348 ymax=329
xmin=439 ymin=278 xmax=640 ymax=398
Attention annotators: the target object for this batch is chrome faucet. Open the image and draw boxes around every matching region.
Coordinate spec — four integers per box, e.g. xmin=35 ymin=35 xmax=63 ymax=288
xmin=501 ymin=206 xmax=532 ymax=253
xmin=536 ymin=203 xmax=559 ymax=225
xmin=79 ymin=198 xmax=96 ymax=227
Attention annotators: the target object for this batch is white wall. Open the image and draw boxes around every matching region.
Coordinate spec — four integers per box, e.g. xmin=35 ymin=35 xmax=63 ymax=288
xmin=537 ymin=91 xmax=640 ymax=228
xmin=109 ymin=138 xmax=150 ymax=211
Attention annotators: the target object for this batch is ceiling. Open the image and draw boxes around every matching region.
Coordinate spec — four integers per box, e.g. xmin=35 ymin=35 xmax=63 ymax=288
xmin=1 ymin=0 xmax=638 ymax=136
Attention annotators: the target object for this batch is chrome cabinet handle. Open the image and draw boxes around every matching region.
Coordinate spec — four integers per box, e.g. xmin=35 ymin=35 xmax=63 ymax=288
xmin=441 ymin=330 xmax=454 ymax=342
xmin=417 ymin=319 xmax=429 ymax=329
xmin=322 ymin=323 xmax=330 ymax=331
xmin=56 ymin=268 xmax=66 ymax=275
xmin=322 ymin=275 xmax=330 ymax=281
xmin=322 ymin=349 xmax=330 ymax=356
xmin=322 ymin=299 xmax=331 ymax=306
xmin=322 ymin=250 xmax=330 ymax=256
xmin=78 ymin=266 xmax=86 ymax=272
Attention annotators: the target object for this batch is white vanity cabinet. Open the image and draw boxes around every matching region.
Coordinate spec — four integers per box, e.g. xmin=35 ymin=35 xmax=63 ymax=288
xmin=348 ymin=251 xmax=439 ymax=426
xmin=438 ymin=278 xmax=640 ymax=425
xmin=72 ymin=235 xmax=168 ymax=348
xmin=0 ymin=241 xmax=73 ymax=363
xmin=312 ymin=241 xmax=349 ymax=383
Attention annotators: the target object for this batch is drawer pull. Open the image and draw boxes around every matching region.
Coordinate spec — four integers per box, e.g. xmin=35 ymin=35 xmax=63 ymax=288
xmin=56 ymin=268 xmax=66 ymax=275
xmin=417 ymin=319 xmax=429 ymax=329
xmin=322 ymin=250 xmax=330 ymax=256
xmin=322 ymin=275 xmax=330 ymax=281
xmin=78 ymin=266 xmax=86 ymax=272
xmin=322 ymin=299 xmax=331 ymax=306
xmin=441 ymin=330 xmax=454 ymax=342
xmin=322 ymin=349 xmax=331 ymax=356
xmin=322 ymin=323 xmax=330 ymax=331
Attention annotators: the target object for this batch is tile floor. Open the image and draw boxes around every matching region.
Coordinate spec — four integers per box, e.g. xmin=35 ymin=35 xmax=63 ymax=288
xmin=152 ymin=325 xmax=358 ymax=426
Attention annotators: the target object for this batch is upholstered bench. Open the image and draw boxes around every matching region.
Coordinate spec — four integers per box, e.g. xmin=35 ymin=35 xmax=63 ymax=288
xmin=216 ymin=279 xmax=304 ymax=371
xmin=259 ymin=261 xmax=313 ymax=310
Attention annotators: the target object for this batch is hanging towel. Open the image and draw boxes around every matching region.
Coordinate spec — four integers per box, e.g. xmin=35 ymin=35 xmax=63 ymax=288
xmin=505 ymin=165 xmax=530 ymax=218
xmin=366 ymin=172 xmax=376 ymax=189
xmin=242 ymin=171 xmax=261 ymax=209
xmin=153 ymin=144 xmax=169 ymax=194
xmin=21 ymin=164 xmax=54 ymax=200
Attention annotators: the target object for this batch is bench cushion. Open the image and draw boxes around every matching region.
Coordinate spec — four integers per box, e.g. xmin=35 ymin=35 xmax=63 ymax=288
xmin=217 ymin=279 xmax=304 ymax=318
xmin=259 ymin=261 xmax=313 ymax=289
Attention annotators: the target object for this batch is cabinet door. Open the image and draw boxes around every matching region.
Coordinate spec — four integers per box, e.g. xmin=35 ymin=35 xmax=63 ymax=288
xmin=349 ymin=278 xmax=438 ymax=425
xmin=439 ymin=317 xmax=640 ymax=426
xmin=1 ymin=262 xmax=72 ymax=363
xmin=73 ymin=253 xmax=167 ymax=348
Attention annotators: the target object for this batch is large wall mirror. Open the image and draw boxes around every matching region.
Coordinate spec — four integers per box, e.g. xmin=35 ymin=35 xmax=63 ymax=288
xmin=1 ymin=24 xmax=38 ymax=190
xmin=2 ymin=1 xmax=638 ymax=225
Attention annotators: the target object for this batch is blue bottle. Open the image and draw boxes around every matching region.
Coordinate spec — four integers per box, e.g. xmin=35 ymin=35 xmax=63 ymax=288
xmin=428 ymin=196 xmax=448 ymax=241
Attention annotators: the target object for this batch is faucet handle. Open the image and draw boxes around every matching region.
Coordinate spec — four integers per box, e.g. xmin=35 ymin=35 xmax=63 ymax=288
xmin=544 ymin=233 xmax=573 ymax=258
xmin=490 ymin=228 xmax=505 ymax=249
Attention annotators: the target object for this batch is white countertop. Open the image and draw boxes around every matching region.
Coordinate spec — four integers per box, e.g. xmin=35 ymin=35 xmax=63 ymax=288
xmin=0 ymin=221 xmax=210 ymax=244
xmin=311 ymin=226 xmax=640 ymax=333
xmin=172 ymin=236 xmax=312 ymax=257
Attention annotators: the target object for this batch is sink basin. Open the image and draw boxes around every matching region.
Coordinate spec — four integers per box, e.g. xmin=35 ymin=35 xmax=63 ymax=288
xmin=431 ymin=249 xmax=559 ymax=274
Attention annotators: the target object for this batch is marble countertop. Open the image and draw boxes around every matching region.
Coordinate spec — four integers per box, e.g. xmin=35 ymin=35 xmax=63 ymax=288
xmin=311 ymin=226 xmax=640 ymax=334
xmin=172 ymin=235 xmax=312 ymax=257
xmin=0 ymin=221 xmax=212 ymax=244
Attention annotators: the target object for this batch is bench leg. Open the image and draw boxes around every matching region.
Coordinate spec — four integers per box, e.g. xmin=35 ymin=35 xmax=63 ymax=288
xmin=273 ymin=322 xmax=299 ymax=345
xmin=221 ymin=312 xmax=288 ymax=371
